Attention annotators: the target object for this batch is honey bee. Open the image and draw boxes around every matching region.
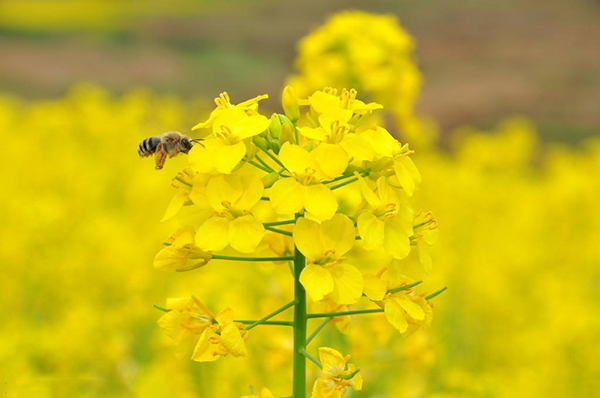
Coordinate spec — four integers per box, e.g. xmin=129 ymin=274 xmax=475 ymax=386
xmin=137 ymin=131 xmax=202 ymax=170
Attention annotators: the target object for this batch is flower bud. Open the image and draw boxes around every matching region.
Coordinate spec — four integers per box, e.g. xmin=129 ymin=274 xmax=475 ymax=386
xmin=261 ymin=172 xmax=280 ymax=188
xmin=252 ymin=135 xmax=269 ymax=151
xmin=269 ymin=113 xmax=282 ymax=139
xmin=279 ymin=115 xmax=296 ymax=145
xmin=270 ymin=140 xmax=281 ymax=154
xmin=282 ymin=85 xmax=300 ymax=122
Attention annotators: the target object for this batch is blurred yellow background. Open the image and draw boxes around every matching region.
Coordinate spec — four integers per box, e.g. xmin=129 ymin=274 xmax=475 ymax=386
xmin=1 ymin=1 xmax=599 ymax=397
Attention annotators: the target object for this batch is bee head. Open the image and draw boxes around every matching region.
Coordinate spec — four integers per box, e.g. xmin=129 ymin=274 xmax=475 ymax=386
xmin=180 ymin=137 xmax=194 ymax=153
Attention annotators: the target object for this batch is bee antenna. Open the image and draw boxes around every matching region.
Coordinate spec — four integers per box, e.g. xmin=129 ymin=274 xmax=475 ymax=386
xmin=190 ymin=138 xmax=205 ymax=143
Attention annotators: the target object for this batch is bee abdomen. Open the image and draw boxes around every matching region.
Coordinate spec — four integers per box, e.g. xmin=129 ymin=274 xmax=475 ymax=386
xmin=137 ymin=136 xmax=160 ymax=157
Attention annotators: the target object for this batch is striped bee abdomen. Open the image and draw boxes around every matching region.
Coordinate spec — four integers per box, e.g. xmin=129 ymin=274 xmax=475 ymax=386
xmin=137 ymin=136 xmax=160 ymax=157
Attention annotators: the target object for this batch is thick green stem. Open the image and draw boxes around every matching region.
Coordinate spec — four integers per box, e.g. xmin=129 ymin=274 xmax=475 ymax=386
xmin=292 ymin=214 xmax=307 ymax=398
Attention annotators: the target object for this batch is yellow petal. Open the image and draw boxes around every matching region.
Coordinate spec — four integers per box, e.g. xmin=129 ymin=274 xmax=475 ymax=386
xmin=153 ymin=247 xmax=183 ymax=271
xmin=157 ymin=310 xmax=186 ymax=340
xmin=299 ymin=264 xmax=334 ymax=302
xmin=397 ymin=294 xmax=425 ymax=320
xmin=235 ymin=93 xmax=269 ymax=109
xmin=320 ymin=213 xmax=355 ymax=257
xmin=234 ymin=114 xmax=270 ymax=140
xmin=189 ymin=174 xmax=211 ymax=208
xmin=393 ymin=156 xmax=421 ymax=197
xmin=360 ymin=127 xmax=398 ymax=158
xmin=220 ymin=323 xmax=247 ymax=357
xmin=384 ymin=297 xmax=409 ymax=333
xmin=189 ymin=138 xmax=220 ymax=173
xmin=318 ymin=347 xmax=346 ymax=376
xmin=329 ymin=263 xmax=364 ymax=305
xmin=228 ymin=215 xmax=265 ymax=253
xmin=161 ymin=188 xmax=189 ymax=222
xmin=383 ymin=218 xmax=411 ymax=259
xmin=215 ymin=307 xmax=234 ymax=326
xmin=363 ymin=274 xmax=387 ymax=301
xmin=311 ymin=377 xmax=333 ymax=398
xmin=236 ymin=175 xmax=264 ymax=210
xmin=278 ymin=142 xmax=313 ymax=175
xmin=357 ymin=176 xmax=382 ymax=208
xmin=303 ymin=184 xmax=338 ymax=221
xmin=299 ymin=126 xmax=328 ymax=142
xmin=418 ymin=240 xmax=433 ymax=273
xmin=309 ymin=90 xmax=341 ymax=113
xmin=352 ymin=372 xmax=364 ymax=391
xmin=195 ymin=217 xmax=230 ymax=251
xmin=293 ymin=217 xmax=325 ymax=259
xmin=215 ymin=141 xmax=246 ymax=174
xmin=191 ymin=328 xmax=220 ymax=362
xmin=339 ymin=134 xmax=375 ymax=162
xmin=357 ymin=212 xmax=385 ymax=251
xmin=270 ymin=177 xmax=304 ymax=216
xmin=206 ymin=174 xmax=243 ymax=211
xmin=313 ymin=143 xmax=348 ymax=179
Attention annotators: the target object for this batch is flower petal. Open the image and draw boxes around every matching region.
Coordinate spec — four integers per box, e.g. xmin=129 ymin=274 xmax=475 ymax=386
xmin=299 ymin=264 xmax=334 ymax=302
xmin=234 ymin=114 xmax=270 ymax=140
xmin=215 ymin=141 xmax=246 ymax=174
xmin=270 ymin=177 xmax=304 ymax=216
xmin=161 ymin=188 xmax=189 ymax=222
xmin=384 ymin=297 xmax=409 ymax=333
xmin=328 ymin=263 xmax=364 ymax=305
xmin=318 ymin=347 xmax=346 ymax=376
xmin=195 ymin=217 xmax=230 ymax=252
xmin=228 ymin=215 xmax=265 ymax=253
xmin=206 ymin=175 xmax=243 ymax=211
xmin=363 ymin=274 xmax=387 ymax=301
xmin=303 ymin=184 xmax=338 ymax=221
xmin=313 ymin=143 xmax=348 ymax=179
xmin=191 ymin=328 xmax=220 ymax=362
xmin=397 ymin=294 xmax=425 ymax=321
xmin=279 ymin=142 xmax=313 ymax=175
xmin=220 ymin=323 xmax=247 ymax=357
xmin=357 ymin=212 xmax=385 ymax=251
xmin=383 ymin=217 xmax=411 ymax=259
xmin=189 ymin=138 xmax=220 ymax=173
xmin=320 ymin=214 xmax=355 ymax=257
xmin=293 ymin=217 xmax=325 ymax=259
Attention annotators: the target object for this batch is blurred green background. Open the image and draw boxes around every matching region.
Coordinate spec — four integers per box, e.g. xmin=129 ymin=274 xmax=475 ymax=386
xmin=1 ymin=0 xmax=598 ymax=141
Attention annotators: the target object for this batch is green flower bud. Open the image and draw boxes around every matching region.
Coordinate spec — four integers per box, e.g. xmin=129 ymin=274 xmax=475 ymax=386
xmin=282 ymin=85 xmax=300 ymax=122
xmin=261 ymin=172 xmax=280 ymax=188
xmin=269 ymin=113 xmax=282 ymax=139
xmin=252 ymin=136 xmax=269 ymax=151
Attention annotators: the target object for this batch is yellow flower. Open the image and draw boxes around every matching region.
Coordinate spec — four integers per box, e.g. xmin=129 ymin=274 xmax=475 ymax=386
xmin=189 ymin=109 xmax=270 ymax=174
xmin=269 ymin=142 xmax=348 ymax=221
xmin=192 ymin=91 xmax=269 ymax=130
xmin=161 ymin=169 xmax=194 ymax=222
xmin=294 ymin=214 xmax=363 ymax=304
xmin=308 ymin=88 xmax=383 ymax=116
xmin=157 ymin=297 xmax=214 ymax=358
xmin=412 ymin=210 xmax=438 ymax=272
xmin=154 ymin=226 xmax=212 ymax=272
xmin=299 ymin=112 xmax=375 ymax=163
xmin=192 ymin=307 xmax=248 ymax=362
xmin=241 ymin=387 xmax=275 ymax=398
xmin=195 ymin=172 xmax=265 ymax=253
xmin=311 ymin=347 xmax=363 ymax=398
xmin=356 ymin=176 xmax=413 ymax=259
xmin=361 ymin=126 xmax=421 ymax=196
xmin=363 ymin=273 xmax=432 ymax=334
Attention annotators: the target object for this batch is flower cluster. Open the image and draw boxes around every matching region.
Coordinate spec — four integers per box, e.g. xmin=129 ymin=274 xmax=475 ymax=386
xmin=153 ymin=86 xmax=442 ymax=396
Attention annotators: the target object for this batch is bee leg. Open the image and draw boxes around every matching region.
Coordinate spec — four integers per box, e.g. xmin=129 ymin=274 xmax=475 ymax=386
xmin=154 ymin=144 xmax=167 ymax=170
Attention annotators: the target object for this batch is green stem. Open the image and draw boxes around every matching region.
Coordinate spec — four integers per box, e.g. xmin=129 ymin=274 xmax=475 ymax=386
xmin=293 ymin=214 xmax=307 ymax=398
xmin=248 ymin=160 xmax=272 ymax=173
xmin=387 ymin=280 xmax=423 ymax=294
xmin=308 ymin=308 xmax=384 ymax=319
xmin=259 ymin=146 xmax=287 ymax=170
xmin=235 ymin=320 xmax=293 ymax=326
xmin=245 ymin=300 xmax=298 ymax=331
xmin=254 ymin=154 xmax=275 ymax=172
xmin=330 ymin=177 xmax=358 ymax=190
xmin=265 ymin=226 xmax=293 ymax=237
xmin=212 ymin=254 xmax=294 ymax=262
xmin=299 ymin=348 xmax=322 ymax=369
xmin=426 ymin=286 xmax=448 ymax=300
xmin=305 ymin=318 xmax=329 ymax=346
xmin=263 ymin=219 xmax=296 ymax=227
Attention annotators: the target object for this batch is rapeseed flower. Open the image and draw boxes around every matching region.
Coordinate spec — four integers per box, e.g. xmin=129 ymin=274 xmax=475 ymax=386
xmin=154 ymin=226 xmax=212 ymax=272
xmin=294 ymin=214 xmax=363 ymax=304
xmin=310 ymin=347 xmax=363 ymax=398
